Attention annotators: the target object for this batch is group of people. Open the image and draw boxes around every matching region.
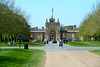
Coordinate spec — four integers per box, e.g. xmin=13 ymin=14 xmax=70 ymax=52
xmin=44 ymin=39 xmax=49 ymax=44
xmin=8 ymin=41 xmax=15 ymax=45
xmin=43 ymin=39 xmax=68 ymax=45
xmin=59 ymin=39 xmax=68 ymax=44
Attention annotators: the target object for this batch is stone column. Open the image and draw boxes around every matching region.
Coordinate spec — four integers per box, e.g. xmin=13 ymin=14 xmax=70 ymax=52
xmin=41 ymin=33 xmax=43 ymax=40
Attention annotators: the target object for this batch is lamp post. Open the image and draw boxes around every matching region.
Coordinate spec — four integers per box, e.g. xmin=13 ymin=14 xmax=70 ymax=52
xmin=18 ymin=35 xmax=22 ymax=49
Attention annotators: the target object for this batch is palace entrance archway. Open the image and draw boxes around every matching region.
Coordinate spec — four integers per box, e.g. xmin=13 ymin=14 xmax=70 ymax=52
xmin=50 ymin=30 xmax=56 ymax=40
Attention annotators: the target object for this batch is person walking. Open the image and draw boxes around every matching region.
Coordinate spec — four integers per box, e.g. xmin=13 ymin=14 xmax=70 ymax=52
xmin=59 ymin=39 xmax=61 ymax=43
xmin=59 ymin=41 xmax=63 ymax=47
xmin=47 ymin=40 xmax=49 ymax=44
xmin=66 ymin=39 xmax=68 ymax=45
xmin=44 ymin=39 xmax=45 ymax=44
xmin=63 ymin=39 xmax=65 ymax=44
xmin=5 ymin=37 xmax=7 ymax=44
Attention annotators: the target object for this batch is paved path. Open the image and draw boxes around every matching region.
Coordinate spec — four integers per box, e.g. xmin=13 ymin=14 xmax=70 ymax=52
xmin=0 ymin=42 xmax=100 ymax=51
xmin=45 ymin=51 xmax=100 ymax=67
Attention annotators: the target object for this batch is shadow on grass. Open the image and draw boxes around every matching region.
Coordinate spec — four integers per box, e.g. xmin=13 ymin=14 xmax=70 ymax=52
xmin=0 ymin=56 xmax=25 ymax=64
xmin=0 ymin=49 xmax=12 ymax=51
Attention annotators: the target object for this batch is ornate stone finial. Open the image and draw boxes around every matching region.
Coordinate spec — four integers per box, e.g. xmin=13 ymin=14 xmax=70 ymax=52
xmin=51 ymin=8 xmax=53 ymax=18
xmin=46 ymin=18 xmax=48 ymax=22
xmin=57 ymin=18 xmax=59 ymax=22
xmin=42 ymin=27 xmax=44 ymax=30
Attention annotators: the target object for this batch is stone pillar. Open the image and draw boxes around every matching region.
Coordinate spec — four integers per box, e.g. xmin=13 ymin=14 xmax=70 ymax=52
xmin=72 ymin=33 xmax=75 ymax=40
xmin=36 ymin=27 xmax=38 ymax=30
xmin=31 ymin=33 xmax=33 ymax=37
xmin=41 ymin=33 xmax=43 ymax=40
xmin=63 ymin=33 xmax=65 ymax=39
xmin=56 ymin=32 xmax=57 ymax=40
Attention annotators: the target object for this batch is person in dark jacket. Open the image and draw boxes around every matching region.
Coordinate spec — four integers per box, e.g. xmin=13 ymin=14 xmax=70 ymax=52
xmin=5 ymin=37 xmax=7 ymax=44
xmin=47 ymin=40 xmax=49 ymax=44
xmin=59 ymin=41 xmax=63 ymax=47
xmin=66 ymin=39 xmax=68 ymax=45
xmin=63 ymin=39 xmax=66 ymax=44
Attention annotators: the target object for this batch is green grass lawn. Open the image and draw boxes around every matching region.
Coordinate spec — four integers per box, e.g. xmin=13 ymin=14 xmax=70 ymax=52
xmin=89 ymin=50 xmax=100 ymax=56
xmin=0 ymin=42 xmax=46 ymax=47
xmin=0 ymin=49 xmax=45 ymax=67
xmin=67 ymin=41 xmax=100 ymax=47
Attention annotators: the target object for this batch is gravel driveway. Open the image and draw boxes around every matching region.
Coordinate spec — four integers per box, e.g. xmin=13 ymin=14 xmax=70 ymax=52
xmin=44 ymin=42 xmax=100 ymax=67
xmin=45 ymin=51 xmax=100 ymax=67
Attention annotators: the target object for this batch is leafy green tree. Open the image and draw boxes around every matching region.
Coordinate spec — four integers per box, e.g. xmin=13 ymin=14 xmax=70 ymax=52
xmin=63 ymin=25 xmax=73 ymax=30
xmin=79 ymin=3 xmax=100 ymax=41
xmin=0 ymin=0 xmax=31 ymax=42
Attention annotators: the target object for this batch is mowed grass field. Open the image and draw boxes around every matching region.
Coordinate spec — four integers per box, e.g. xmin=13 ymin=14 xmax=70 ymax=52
xmin=0 ymin=42 xmax=46 ymax=47
xmin=0 ymin=49 xmax=45 ymax=67
xmin=68 ymin=41 xmax=100 ymax=47
xmin=89 ymin=50 xmax=100 ymax=56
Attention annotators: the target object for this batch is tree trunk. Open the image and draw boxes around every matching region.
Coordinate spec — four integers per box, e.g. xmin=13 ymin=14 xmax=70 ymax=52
xmin=90 ymin=37 xmax=91 ymax=41
xmin=15 ymin=37 xmax=16 ymax=42
xmin=14 ymin=37 xmax=15 ymax=42
xmin=16 ymin=37 xmax=17 ymax=42
xmin=93 ymin=36 xmax=95 ymax=41
xmin=0 ymin=35 xmax=1 ymax=42
xmin=8 ymin=36 xmax=9 ymax=42
xmin=11 ymin=36 xmax=12 ymax=42
xmin=87 ymin=36 xmax=89 ymax=41
xmin=1 ymin=35 xmax=2 ymax=42
xmin=99 ymin=35 xmax=100 ymax=41
xmin=4 ymin=37 xmax=5 ymax=44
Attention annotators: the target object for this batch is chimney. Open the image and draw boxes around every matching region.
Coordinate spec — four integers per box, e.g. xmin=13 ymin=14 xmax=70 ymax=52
xmin=36 ymin=27 xmax=38 ymax=30
xmin=60 ymin=26 xmax=63 ymax=29
xmin=42 ymin=27 xmax=44 ymax=30
xmin=73 ymin=25 xmax=76 ymax=30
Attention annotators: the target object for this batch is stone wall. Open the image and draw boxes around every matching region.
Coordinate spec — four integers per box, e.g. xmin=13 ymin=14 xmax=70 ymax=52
xmin=31 ymin=32 xmax=45 ymax=40
xmin=60 ymin=32 xmax=79 ymax=41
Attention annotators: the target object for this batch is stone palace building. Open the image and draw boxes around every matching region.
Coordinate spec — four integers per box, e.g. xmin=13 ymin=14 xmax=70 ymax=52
xmin=31 ymin=9 xmax=81 ymax=41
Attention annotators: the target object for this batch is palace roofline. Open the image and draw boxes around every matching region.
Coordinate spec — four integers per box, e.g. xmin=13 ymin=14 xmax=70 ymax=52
xmin=31 ymin=30 xmax=45 ymax=33
xmin=31 ymin=30 xmax=79 ymax=33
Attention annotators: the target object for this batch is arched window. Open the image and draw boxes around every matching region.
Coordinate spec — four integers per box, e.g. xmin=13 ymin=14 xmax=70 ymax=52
xmin=50 ymin=30 xmax=56 ymax=40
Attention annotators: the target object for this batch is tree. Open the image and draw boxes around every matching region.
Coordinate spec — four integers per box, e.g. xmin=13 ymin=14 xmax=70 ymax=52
xmin=63 ymin=25 xmax=73 ymax=30
xmin=79 ymin=2 xmax=100 ymax=41
xmin=0 ymin=0 xmax=31 ymax=42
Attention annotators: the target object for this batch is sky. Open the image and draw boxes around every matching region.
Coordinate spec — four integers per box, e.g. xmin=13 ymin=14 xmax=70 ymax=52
xmin=14 ymin=0 xmax=100 ymax=28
